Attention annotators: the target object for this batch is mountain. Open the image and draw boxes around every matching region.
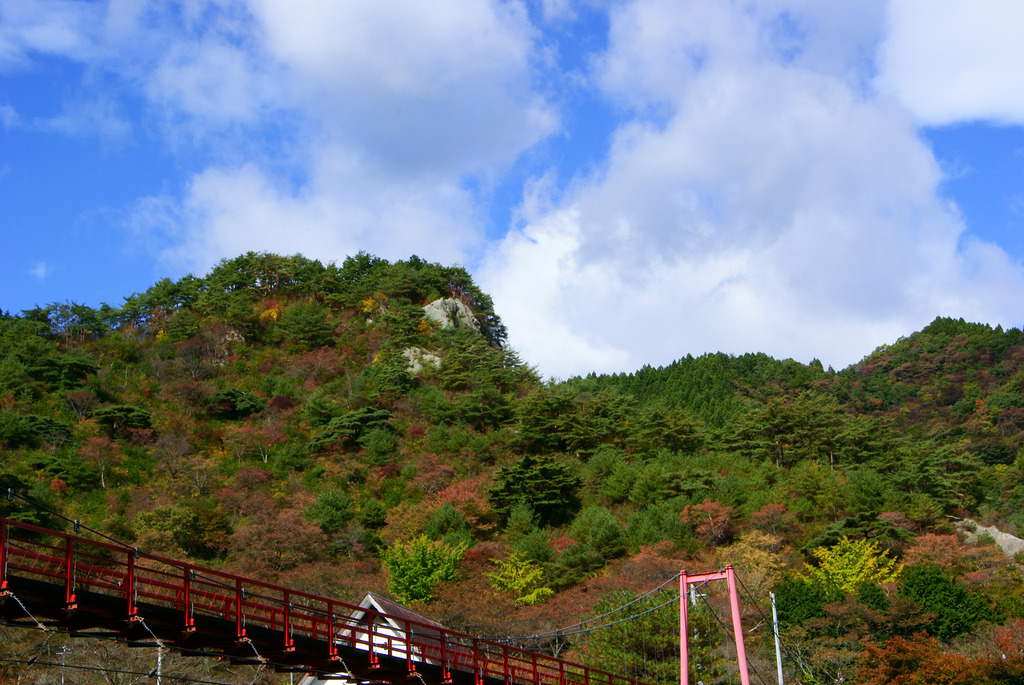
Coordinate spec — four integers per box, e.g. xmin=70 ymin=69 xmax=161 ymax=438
xmin=1 ymin=252 xmax=1022 ymax=684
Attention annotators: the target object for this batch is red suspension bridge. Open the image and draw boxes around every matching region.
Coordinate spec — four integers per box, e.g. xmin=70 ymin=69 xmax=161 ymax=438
xmin=0 ymin=516 xmax=661 ymax=685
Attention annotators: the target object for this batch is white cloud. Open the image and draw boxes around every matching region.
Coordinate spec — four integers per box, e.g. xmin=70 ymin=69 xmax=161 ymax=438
xmin=132 ymin=0 xmax=559 ymax=275
xmin=42 ymin=97 xmax=132 ymax=142
xmin=539 ymin=0 xmax=576 ymax=24
xmin=8 ymin=0 xmax=1024 ymax=381
xmin=597 ymin=0 xmax=885 ymax=111
xmin=4 ymin=0 xmax=562 ymax=309
xmin=0 ymin=103 xmax=18 ymax=127
xmin=877 ymin=0 xmax=1024 ymax=125
xmin=0 ymin=96 xmax=129 ymax=142
xmin=150 ymin=158 xmax=481 ymax=276
xmin=247 ymin=0 xmax=557 ymax=175
xmin=28 ymin=261 xmax=49 ymax=280
xmin=480 ymin=207 xmax=633 ymax=377
xmin=482 ymin=0 xmax=1024 ymax=378
xmin=148 ymin=38 xmax=282 ymax=126
xmin=0 ymin=0 xmax=103 ymax=69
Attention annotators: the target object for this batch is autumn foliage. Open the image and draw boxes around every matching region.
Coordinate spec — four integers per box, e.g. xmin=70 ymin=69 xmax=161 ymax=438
xmin=2 ymin=255 xmax=1024 ymax=684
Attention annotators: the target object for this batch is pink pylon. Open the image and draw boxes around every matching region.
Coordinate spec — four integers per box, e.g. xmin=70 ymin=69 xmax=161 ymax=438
xmin=679 ymin=565 xmax=750 ymax=685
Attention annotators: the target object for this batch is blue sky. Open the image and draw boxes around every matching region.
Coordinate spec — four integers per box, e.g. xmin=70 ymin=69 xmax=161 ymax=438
xmin=3 ymin=0 xmax=1024 ymax=379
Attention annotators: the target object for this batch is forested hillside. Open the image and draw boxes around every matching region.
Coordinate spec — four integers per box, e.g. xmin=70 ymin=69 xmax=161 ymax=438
xmin=1 ymin=252 xmax=1022 ymax=684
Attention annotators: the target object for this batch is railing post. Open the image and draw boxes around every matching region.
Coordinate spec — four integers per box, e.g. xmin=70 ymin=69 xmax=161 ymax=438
xmin=441 ymin=631 xmax=452 ymax=683
xmin=503 ymin=644 xmax=510 ymax=685
xmin=532 ymin=652 xmax=539 ymax=685
xmin=64 ymin=537 xmax=77 ymax=610
xmin=560 ymin=657 xmax=566 ymax=685
xmin=348 ymin=609 xmax=358 ymax=650
xmin=183 ymin=568 xmax=195 ymax=632
xmin=473 ymin=638 xmax=481 ymax=685
xmin=367 ymin=610 xmax=379 ymax=668
xmin=283 ymin=590 xmax=294 ymax=652
xmin=405 ymin=619 xmax=414 ymax=673
xmin=125 ymin=548 xmax=136 ymax=619
xmin=0 ymin=519 xmax=8 ymax=593
xmin=327 ymin=602 xmax=339 ymax=661
xmin=235 ymin=578 xmax=246 ymax=639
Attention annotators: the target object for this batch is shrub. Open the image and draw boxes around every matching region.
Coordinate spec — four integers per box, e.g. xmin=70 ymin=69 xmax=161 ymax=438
xmin=208 ymin=389 xmax=266 ymax=419
xmin=570 ymin=506 xmax=626 ymax=559
xmin=488 ymin=455 xmax=581 ymax=527
xmin=899 ymin=563 xmax=994 ymax=639
xmin=305 ymin=488 xmax=353 ymax=535
xmin=383 ymin=535 xmax=467 ymax=604
xmin=424 ymin=503 xmax=474 ymax=548
xmin=280 ymin=302 xmax=334 ymax=351
xmin=486 ymin=552 xmax=553 ymax=605
xmin=804 ymin=536 xmax=900 ymax=597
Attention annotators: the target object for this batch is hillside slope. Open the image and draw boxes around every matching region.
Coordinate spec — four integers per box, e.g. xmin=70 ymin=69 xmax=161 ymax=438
xmin=1 ymin=253 xmax=1022 ymax=684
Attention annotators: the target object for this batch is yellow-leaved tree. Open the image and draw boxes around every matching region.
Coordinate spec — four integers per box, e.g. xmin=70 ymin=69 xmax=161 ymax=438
xmin=486 ymin=552 xmax=554 ymax=606
xmin=804 ymin=536 xmax=901 ymax=596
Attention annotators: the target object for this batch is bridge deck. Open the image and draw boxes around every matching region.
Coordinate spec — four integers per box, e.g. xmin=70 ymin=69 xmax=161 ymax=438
xmin=0 ymin=517 xmax=647 ymax=685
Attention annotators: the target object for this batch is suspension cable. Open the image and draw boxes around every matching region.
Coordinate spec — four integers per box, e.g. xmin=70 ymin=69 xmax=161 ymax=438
xmin=242 ymin=635 xmax=268 ymax=685
xmin=692 ymin=580 xmax=770 ymax=685
xmin=5 ymin=487 xmax=767 ymax=682
xmin=0 ymin=657 xmax=237 ymax=685
xmin=0 ymin=612 xmax=337 ymax=680
xmin=507 ymin=571 xmax=730 ymax=646
xmin=501 ymin=569 xmax=685 ymax=643
xmin=3 ymin=589 xmax=50 ymax=633
xmin=733 ymin=572 xmax=807 ymax=677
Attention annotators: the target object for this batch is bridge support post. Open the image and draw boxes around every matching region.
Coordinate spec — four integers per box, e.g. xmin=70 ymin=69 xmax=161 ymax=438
xmin=725 ymin=566 xmax=749 ymax=685
xmin=678 ymin=566 xmax=750 ymax=685
xmin=679 ymin=571 xmax=688 ymax=685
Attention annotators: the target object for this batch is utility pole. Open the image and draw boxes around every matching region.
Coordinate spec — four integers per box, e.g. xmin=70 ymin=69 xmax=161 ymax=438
xmin=770 ymin=592 xmax=784 ymax=685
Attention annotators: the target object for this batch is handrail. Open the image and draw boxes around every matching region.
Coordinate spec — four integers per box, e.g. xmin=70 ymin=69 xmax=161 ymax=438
xmin=0 ymin=516 xmax=651 ymax=685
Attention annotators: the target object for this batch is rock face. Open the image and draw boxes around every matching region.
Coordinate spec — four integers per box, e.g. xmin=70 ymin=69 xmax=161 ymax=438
xmin=422 ymin=298 xmax=479 ymax=331
xmin=959 ymin=519 xmax=1024 ymax=558
xmin=403 ymin=299 xmax=479 ymax=375
xmin=403 ymin=347 xmax=441 ymax=374
xmin=214 ymin=327 xmax=245 ymax=366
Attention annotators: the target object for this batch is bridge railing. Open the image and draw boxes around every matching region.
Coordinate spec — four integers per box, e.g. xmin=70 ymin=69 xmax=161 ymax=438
xmin=0 ymin=517 xmax=648 ymax=685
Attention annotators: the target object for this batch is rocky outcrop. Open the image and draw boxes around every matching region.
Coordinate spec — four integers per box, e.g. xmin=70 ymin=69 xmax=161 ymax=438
xmin=403 ymin=347 xmax=441 ymax=374
xmin=422 ymin=298 xmax=479 ymax=331
xmin=401 ymin=299 xmax=480 ymax=375
xmin=213 ymin=327 xmax=245 ymax=366
xmin=958 ymin=519 xmax=1024 ymax=558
